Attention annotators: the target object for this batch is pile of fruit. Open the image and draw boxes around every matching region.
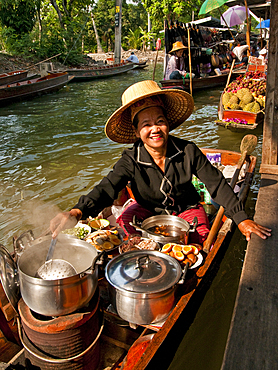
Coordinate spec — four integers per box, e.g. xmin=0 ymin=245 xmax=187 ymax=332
xmin=223 ymin=71 xmax=266 ymax=113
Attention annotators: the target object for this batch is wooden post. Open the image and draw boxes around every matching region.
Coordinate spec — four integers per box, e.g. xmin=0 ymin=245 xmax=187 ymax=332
xmin=260 ymin=1 xmax=278 ymax=173
xmin=114 ymin=0 xmax=122 ymax=63
xmin=187 ymin=27 xmax=193 ymax=96
xmin=244 ymin=0 xmax=251 ymax=56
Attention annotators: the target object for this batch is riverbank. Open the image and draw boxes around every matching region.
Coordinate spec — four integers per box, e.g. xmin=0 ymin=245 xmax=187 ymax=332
xmin=0 ymin=49 xmax=164 ymax=74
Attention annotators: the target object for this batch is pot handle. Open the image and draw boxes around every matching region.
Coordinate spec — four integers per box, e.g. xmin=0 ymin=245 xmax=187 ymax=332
xmin=178 ymin=261 xmax=189 ymax=285
xmin=80 ymin=250 xmax=107 ymax=277
xmin=189 ymin=216 xmax=198 ymax=233
xmin=13 ymin=230 xmax=35 ymax=257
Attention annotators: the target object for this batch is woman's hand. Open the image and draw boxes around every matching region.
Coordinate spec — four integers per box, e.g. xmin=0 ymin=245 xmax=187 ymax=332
xmin=238 ymin=219 xmax=272 ymax=241
xmin=50 ymin=208 xmax=83 ymax=238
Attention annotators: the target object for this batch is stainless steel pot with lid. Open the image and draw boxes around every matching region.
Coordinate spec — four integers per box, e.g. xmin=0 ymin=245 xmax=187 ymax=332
xmin=105 ymin=250 xmax=188 ymax=325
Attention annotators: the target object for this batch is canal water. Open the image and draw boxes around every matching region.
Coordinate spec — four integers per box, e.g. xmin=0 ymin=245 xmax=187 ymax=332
xmin=0 ymin=63 xmax=263 ymax=369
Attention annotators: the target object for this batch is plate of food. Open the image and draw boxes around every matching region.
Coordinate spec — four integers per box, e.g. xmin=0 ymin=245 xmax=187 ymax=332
xmin=61 ymin=222 xmax=91 ymax=240
xmin=119 ymin=234 xmax=159 ymax=254
xmin=85 ymin=229 xmax=122 ymax=252
xmin=160 ymin=243 xmax=203 ymax=269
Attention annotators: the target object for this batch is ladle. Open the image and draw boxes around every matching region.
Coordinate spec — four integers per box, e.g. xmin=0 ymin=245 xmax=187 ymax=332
xmin=36 ymin=237 xmax=77 ymax=280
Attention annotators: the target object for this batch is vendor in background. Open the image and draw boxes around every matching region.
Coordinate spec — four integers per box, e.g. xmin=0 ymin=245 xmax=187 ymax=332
xmin=258 ymin=48 xmax=268 ymax=65
xmin=165 ymin=41 xmax=195 ymax=80
xmin=127 ymin=51 xmax=139 ymax=63
xmin=50 ymin=80 xmax=271 ymax=244
xmin=232 ymin=41 xmax=249 ymax=65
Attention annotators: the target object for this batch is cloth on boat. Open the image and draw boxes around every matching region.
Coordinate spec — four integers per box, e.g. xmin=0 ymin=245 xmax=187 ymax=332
xmin=73 ymin=135 xmax=248 ymax=227
xmin=232 ymin=45 xmax=249 ymax=62
xmin=116 ymin=200 xmax=210 ymax=244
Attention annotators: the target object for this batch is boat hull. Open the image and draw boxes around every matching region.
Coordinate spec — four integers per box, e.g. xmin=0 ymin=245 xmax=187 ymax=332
xmin=65 ymin=62 xmax=136 ymax=81
xmin=0 ymin=70 xmax=28 ymax=86
xmin=0 ymin=72 xmax=72 ymax=106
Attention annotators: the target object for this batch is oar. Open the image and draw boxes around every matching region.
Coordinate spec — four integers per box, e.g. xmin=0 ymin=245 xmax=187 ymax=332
xmin=224 ymin=58 xmax=235 ymax=91
xmin=203 ymin=134 xmax=258 ymax=254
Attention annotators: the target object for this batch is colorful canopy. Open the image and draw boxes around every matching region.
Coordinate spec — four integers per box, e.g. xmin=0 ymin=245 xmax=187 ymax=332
xmin=256 ymin=19 xmax=270 ymax=29
xmin=199 ymin=0 xmax=229 ymax=15
xmin=220 ymin=6 xmax=249 ymax=27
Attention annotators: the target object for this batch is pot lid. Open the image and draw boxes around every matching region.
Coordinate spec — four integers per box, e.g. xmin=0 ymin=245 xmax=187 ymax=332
xmin=0 ymin=245 xmax=20 ymax=311
xmin=105 ymin=250 xmax=182 ymax=293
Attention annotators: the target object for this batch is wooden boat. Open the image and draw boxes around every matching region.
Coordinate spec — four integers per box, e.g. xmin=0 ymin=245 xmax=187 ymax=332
xmin=64 ymin=61 xmax=136 ymax=82
xmin=0 ymin=147 xmax=256 ymax=369
xmin=160 ymin=62 xmax=245 ymax=92
xmin=216 ymin=92 xmax=264 ymax=131
xmin=0 ymin=70 xmax=28 ymax=86
xmin=0 ymin=72 xmax=73 ymax=107
xmin=131 ymin=60 xmax=149 ymax=69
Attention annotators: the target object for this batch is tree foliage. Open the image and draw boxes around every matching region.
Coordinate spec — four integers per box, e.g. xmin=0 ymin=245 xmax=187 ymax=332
xmin=0 ymin=0 xmax=36 ymax=35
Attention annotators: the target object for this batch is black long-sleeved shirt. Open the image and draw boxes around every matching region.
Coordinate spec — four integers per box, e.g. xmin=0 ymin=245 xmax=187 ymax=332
xmin=74 ymin=136 xmax=248 ymax=225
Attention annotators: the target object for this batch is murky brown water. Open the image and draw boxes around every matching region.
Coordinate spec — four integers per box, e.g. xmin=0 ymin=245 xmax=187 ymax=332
xmin=0 ymin=63 xmax=263 ymax=369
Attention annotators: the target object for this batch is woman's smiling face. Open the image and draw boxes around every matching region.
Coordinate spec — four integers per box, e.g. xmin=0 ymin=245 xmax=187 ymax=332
xmin=135 ymin=106 xmax=169 ymax=151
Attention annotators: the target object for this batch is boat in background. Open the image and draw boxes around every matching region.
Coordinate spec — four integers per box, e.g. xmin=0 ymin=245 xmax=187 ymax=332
xmin=0 ymin=72 xmax=73 ymax=107
xmin=0 ymin=70 xmax=28 ymax=86
xmin=63 ymin=61 xmax=136 ymax=82
xmin=0 ymin=147 xmax=256 ymax=370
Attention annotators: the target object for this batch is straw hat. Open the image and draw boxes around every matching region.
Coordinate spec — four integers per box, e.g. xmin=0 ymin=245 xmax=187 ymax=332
xmin=169 ymin=41 xmax=187 ymax=54
xmin=105 ymin=80 xmax=194 ymax=144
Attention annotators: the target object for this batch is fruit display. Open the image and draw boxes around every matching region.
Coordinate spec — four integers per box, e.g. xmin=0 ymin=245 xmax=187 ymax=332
xmin=223 ymin=71 xmax=266 ymax=113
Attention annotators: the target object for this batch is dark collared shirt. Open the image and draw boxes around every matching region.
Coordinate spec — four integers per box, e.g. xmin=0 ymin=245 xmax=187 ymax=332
xmin=74 ymin=136 xmax=248 ymax=225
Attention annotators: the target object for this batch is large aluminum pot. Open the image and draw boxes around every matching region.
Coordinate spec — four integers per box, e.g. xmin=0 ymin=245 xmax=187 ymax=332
xmin=105 ymin=250 xmax=188 ymax=325
xmin=132 ymin=215 xmax=197 ymax=244
xmin=17 ymin=233 xmax=100 ymax=317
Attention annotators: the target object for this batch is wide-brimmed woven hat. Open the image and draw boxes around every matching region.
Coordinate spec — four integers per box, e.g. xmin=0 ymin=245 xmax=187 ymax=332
xmin=169 ymin=41 xmax=187 ymax=54
xmin=105 ymin=80 xmax=194 ymax=144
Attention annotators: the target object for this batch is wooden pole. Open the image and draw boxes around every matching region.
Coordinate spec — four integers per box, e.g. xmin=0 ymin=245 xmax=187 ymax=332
xmin=244 ymin=0 xmax=251 ymax=56
xmin=26 ymin=53 xmax=62 ymax=70
xmin=152 ymin=49 xmax=159 ymax=81
xmin=187 ymin=27 xmax=193 ymax=96
xmin=225 ymin=59 xmax=235 ymax=91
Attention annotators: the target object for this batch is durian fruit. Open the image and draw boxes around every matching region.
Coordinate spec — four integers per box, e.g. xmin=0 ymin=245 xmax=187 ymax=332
xmin=230 ymin=103 xmax=241 ymax=110
xmin=241 ymin=91 xmax=254 ymax=105
xmin=223 ymin=92 xmax=233 ymax=105
xmin=256 ymin=97 xmax=265 ymax=109
xmin=239 ymin=100 xmax=246 ymax=109
xmin=236 ymin=88 xmax=250 ymax=100
xmin=250 ymin=101 xmax=261 ymax=113
xmin=229 ymin=94 xmax=239 ymax=105
xmin=243 ymin=102 xmax=256 ymax=112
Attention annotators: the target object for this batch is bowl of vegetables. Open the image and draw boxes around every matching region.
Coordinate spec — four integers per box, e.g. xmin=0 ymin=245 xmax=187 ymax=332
xmin=61 ymin=222 xmax=91 ymax=240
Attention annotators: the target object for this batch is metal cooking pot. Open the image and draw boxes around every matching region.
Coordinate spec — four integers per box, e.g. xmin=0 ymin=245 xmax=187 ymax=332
xmin=132 ymin=215 xmax=197 ymax=244
xmin=15 ymin=232 xmax=101 ymax=316
xmin=105 ymin=250 xmax=189 ymax=325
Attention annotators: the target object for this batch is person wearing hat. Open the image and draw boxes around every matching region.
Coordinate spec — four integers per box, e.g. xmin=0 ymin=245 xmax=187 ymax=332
xmin=165 ymin=41 xmax=195 ymax=80
xmin=258 ymin=48 xmax=268 ymax=65
xmin=50 ymin=80 xmax=271 ymax=243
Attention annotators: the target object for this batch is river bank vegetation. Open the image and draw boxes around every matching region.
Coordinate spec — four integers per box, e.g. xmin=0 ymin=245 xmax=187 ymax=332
xmin=0 ymin=0 xmax=220 ymax=66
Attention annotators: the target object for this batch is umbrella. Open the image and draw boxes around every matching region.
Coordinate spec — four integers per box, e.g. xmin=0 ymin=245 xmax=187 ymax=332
xmin=199 ymin=0 xmax=229 ymax=15
xmin=256 ymin=19 xmax=270 ymax=29
xmin=220 ymin=5 xmax=249 ymax=27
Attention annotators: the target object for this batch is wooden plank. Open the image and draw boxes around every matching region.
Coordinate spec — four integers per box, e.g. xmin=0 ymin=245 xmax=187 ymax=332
xmin=261 ymin=0 xmax=278 ymax=166
xmin=259 ymin=164 xmax=278 ymax=175
xmin=221 ymin=174 xmax=278 ymax=369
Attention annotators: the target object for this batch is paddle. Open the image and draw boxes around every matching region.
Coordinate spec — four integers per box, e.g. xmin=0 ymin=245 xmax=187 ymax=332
xmin=203 ymin=134 xmax=258 ymax=254
xmin=225 ymin=58 xmax=235 ymax=91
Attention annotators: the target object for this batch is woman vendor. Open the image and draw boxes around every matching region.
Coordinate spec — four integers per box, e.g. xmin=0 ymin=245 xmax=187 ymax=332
xmin=165 ymin=41 xmax=195 ymax=80
xmin=50 ymin=80 xmax=271 ymax=244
